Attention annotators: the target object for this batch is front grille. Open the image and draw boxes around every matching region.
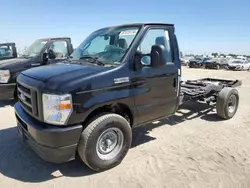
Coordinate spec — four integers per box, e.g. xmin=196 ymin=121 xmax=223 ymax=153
xmin=17 ymin=82 xmax=39 ymax=118
xmin=16 ymin=114 xmax=27 ymax=130
xmin=228 ymin=66 xmax=236 ymax=70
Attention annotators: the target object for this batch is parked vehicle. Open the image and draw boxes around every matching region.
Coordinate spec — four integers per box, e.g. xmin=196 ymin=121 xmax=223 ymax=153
xmin=205 ymin=58 xmax=228 ymax=69
xmin=236 ymin=56 xmax=247 ymax=61
xmin=0 ymin=43 xmax=17 ymax=61
xmin=14 ymin=23 xmax=241 ymax=172
xmin=188 ymin=57 xmax=210 ymax=68
xmin=181 ymin=56 xmax=194 ymax=66
xmin=227 ymin=59 xmax=250 ymax=71
xmin=0 ymin=37 xmax=74 ymax=100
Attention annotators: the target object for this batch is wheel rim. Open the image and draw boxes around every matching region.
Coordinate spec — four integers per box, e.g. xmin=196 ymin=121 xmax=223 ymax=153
xmin=96 ymin=127 xmax=124 ymax=160
xmin=228 ymin=95 xmax=237 ymax=114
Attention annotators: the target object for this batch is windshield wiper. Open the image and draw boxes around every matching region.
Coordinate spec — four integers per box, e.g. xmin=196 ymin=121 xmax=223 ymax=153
xmin=79 ymin=56 xmax=105 ymax=66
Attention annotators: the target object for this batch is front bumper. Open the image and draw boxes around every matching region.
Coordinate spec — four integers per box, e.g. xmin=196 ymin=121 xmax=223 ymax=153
xmin=228 ymin=66 xmax=241 ymax=70
xmin=0 ymin=83 xmax=16 ymax=100
xmin=205 ymin=63 xmax=216 ymax=69
xmin=14 ymin=102 xmax=83 ymax=163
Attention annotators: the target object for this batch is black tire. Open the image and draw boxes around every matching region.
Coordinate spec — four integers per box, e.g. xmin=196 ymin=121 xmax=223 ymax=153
xmin=216 ymin=87 xmax=239 ymax=119
xmin=78 ymin=113 xmax=132 ymax=172
xmin=13 ymin=88 xmax=18 ymax=102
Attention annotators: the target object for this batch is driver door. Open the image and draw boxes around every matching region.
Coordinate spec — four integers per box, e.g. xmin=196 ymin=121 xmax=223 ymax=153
xmin=131 ymin=27 xmax=179 ymax=124
xmin=245 ymin=61 xmax=250 ymax=70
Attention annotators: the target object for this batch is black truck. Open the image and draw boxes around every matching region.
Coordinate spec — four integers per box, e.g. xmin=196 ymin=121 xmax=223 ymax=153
xmin=14 ymin=23 xmax=241 ymax=172
xmin=0 ymin=37 xmax=73 ymax=100
xmin=188 ymin=57 xmax=210 ymax=68
xmin=204 ymin=58 xmax=229 ymax=70
xmin=0 ymin=43 xmax=17 ymax=60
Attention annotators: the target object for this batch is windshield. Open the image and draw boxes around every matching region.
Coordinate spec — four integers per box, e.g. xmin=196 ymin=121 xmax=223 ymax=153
xmin=22 ymin=40 xmax=48 ymax=57
xmin=70 ymin=26 xmax=140 ymax=65
xmin=202 ymin=58 xmax=210 ymax=61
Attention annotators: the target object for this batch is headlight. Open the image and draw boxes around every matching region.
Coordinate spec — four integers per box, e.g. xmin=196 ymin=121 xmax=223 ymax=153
xmin=0 ymin=70 xmax=10 ymax=83
xmin=42 ymin=94 xmax=73 ymax=125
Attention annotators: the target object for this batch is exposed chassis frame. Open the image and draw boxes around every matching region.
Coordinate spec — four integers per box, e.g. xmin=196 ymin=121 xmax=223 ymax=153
xmin=180 ymin=78 xmax=242 ymax=105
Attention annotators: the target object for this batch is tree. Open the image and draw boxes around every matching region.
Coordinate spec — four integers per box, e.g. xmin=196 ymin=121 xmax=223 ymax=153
xmin=228 ymin=54 xmax=237 ymax=58
xmin=211 ymin=53 xmax=218 ymax=57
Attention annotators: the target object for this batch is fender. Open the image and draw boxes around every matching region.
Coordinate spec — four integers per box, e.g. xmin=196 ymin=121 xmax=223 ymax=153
xmin=68 ymin=82 xmax=138 ymax=125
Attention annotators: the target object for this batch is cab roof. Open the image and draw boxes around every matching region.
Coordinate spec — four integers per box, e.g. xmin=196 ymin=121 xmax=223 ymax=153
xmin=100 ymin=23 xmax=174 ymax=30
xmin=37 ymin=37 xmax=71 ymax=41
xmin=0 ymin=42 xmax=16 ymax=46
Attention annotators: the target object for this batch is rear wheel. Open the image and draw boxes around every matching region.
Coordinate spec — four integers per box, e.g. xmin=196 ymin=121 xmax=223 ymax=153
xmin=216 ymin=87 xmax=239 ymax=119
xmin=77 ymin=113 xmax=132 ymax=172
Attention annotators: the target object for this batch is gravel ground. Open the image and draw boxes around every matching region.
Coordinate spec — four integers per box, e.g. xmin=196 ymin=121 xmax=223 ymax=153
xmin=0 ymin=67 xmax=250 ymax=188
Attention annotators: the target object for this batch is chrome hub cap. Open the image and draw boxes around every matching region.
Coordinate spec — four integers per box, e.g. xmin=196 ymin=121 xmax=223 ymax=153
xmin=96 ymin=128 xmax=124 ymax=160
xmin=228 ymin=95 xmax=237 ymax=113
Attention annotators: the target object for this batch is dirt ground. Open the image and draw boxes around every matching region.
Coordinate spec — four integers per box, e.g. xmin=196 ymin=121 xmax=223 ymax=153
xmin=1 ymin=67 xmax=250 ymax=188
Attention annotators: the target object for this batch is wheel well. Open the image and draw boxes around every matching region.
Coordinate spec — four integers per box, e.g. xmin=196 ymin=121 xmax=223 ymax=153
xmin=12 ymin=84 xmax=18 ymax=100
xmin=83 ymin=103 xmax=134 ymax=128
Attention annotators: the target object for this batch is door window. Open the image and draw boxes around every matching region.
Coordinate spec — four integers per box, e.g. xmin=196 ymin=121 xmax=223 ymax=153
xmin=0 ymin=45 xmax=13 ymax=58
xmin=137 ymin=29 xmax=173 ymax=66
xmin=48 ymin=41 xmax=68 ymax=59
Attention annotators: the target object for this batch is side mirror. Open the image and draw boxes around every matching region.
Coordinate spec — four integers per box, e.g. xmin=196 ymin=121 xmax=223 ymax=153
xmin=48 ymin=49 xmax=56 ymax=59
xmin=42 ymin=52 xmax=48 ymax=62
xmin=150 ymin=45 xmax=166 ymax=68
xmin=134 ymin=50 xmax=144 ymax=70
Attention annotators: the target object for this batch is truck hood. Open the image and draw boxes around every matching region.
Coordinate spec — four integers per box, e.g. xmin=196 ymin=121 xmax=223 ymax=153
xmin=205 ymin=60 xmax=216 ymax=63
xmin=0 ymin=57 xmax=30 ymax=69
xmin=21 ymin=63 xmax=109 ymax=84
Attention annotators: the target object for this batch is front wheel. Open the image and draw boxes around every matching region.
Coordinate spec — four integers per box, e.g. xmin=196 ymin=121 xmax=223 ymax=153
xmin=78 ymin=113 xmax=132 ymax=172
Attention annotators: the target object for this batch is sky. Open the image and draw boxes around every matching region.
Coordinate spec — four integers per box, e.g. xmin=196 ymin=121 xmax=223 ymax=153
xmin=1 ymin=0 xmax=250 ymax=55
